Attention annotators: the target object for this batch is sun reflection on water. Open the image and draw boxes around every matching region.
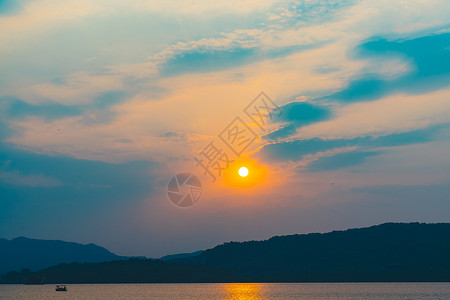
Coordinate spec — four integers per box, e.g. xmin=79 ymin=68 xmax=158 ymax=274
xmin=223 ymin=283 xmax=264 ymax=300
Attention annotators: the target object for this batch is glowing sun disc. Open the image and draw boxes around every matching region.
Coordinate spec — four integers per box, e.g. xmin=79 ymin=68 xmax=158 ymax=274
xmin=238 ymin=167 xmax=249 ymax=177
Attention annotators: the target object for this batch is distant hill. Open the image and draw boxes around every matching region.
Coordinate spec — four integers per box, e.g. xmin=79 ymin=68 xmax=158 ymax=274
xmin=0 ymin=237 xmax=124 ymax=274
xmin=185 ymin=222 xmax=450 ymax=282
xmin=0 ymin=259 xmax=235 ymax=284
xmin=159 ymin=250 xmax=204 ymax=262
xmin=2 ymin=223 xmax=450 ymax=283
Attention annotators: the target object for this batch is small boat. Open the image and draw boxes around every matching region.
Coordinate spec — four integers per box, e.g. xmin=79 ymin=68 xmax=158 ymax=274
xmin=55 ymin=285 xmax=67 ymax=292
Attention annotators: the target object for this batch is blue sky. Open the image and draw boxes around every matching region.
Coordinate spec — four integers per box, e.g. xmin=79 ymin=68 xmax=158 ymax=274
xmin=0 ymin=0 xmax=450 ymax=257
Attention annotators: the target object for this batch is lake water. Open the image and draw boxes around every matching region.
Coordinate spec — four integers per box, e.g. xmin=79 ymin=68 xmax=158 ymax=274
xmin=1 ymin=283 xmax=450 ymax=299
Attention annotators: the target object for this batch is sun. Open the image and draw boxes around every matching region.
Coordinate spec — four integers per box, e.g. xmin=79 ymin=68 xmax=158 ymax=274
xmin=222 ymin=158 xmax=266 ymax=188
xmin=238 ymin=167 xmax=249 ymax=177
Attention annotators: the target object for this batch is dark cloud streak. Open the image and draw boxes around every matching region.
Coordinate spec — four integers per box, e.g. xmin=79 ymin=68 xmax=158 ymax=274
xmin=327 ymin=31 xmax=450 ymax=103
xmin=259 ymin=125 xmax=442 ymax=166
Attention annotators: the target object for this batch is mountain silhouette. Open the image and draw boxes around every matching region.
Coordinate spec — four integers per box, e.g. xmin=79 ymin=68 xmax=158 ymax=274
xmin=159 ymin=250 xmax=204 ymax=262
xmin=1 ymin=259 xmax=235 ymax=284
xmin=2 ymin=223 xmax=450 ymax=283
xmin=184 ymin=222 xmax=450 ymax=281
xmin=0 ymin=237 xmax=124 ymax=274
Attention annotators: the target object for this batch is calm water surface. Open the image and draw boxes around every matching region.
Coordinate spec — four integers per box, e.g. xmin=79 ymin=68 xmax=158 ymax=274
xmin=1 ymin=283 xmax=450 ymax=299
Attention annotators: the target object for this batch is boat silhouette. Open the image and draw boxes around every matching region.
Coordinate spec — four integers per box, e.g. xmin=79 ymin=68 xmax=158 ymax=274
xmin=55 ymin=285 xmax=67 ymax=292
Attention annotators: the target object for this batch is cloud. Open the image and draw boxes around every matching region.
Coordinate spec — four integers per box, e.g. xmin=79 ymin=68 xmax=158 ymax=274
xmin=1 ymin=96 xmax=81 ymax=120
xmin=0 ymin=120 xmax=11 ymax=140
xmin=96 ymin=0 xmax=357 ymax=82
xmin=0 ymin=0 xmax=111 ymax=43
xmin=0 ymin=170 xmax=63 ymax=187
xmin=0 ymin=92 xmax=127 ymax=138
xmin=259 ymin=125 xmax=442 ymax=163
xmin=80 ymin=91 xmax=128 ymax=125
xmin=22 ymin=72 xmax=125 ymax=106
xmin=161 ymin=48 xmax=257 ymax=76
xmin=0 ymin=143 xmax=165 ymax=255
xmin=134 ymin=0 xmax=280 ymax=16
xmin=0 ymin=0 xmax=27 ymax=15
xmin=325 ymin=31 xmax=450 ymax=103
xmin=307 ymin=150 xmax=382 ymax=172
xmin=0 ymin=144 xmax=159 ymax=189
xmin=353 ymin=183 xmax=450 ymax=200
xmin=0 ymin=143 xmax=161 ymax=235
xmin=265 ymin=101 xmax=331 ymax=140
xmin=266 ymin=0 xmax=356 ymax=25
xmin=159 ymin=43 xmax=327 ymax=77
xmin=294 ymin=87 xmax=450 ymax=143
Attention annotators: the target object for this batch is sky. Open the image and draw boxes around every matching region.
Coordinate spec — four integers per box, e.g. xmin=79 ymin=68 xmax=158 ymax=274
xmin=1 ymin=0 xmax=450 ymax=257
